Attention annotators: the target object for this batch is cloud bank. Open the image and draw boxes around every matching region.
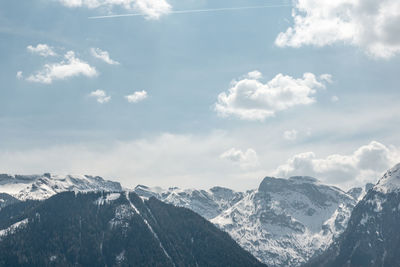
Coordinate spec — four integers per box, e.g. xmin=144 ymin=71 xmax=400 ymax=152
xmin=215 ymin=71 xmax=331 ymax=121
xmin=275 ymin=141 xmax=400 ymax=186
xmin=276 ymin=0 xmax=400 ymax=59
xmin=0 ymin=132 xmax=265 ymax=190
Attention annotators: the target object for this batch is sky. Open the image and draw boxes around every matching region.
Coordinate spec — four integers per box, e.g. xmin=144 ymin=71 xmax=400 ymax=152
xmin=0 ymin=0 xmax=400 ymax=191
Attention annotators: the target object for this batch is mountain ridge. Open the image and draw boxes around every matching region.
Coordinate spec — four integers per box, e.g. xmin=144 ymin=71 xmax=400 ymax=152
xmin=0 ymin=173 xmax=122 ymax=201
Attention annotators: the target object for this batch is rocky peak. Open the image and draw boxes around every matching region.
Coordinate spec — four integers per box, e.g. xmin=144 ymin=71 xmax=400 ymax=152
xmin=373 ymin=162 xmax=400 ymax=194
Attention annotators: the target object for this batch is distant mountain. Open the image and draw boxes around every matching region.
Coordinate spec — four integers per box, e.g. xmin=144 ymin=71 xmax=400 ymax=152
xmin=135 ymin=177 xmax=364 ymax=267
xmin=304 ymin=163 xmax=400 ymax=267
xmin=134 ymin=185 xmax=244 ymax=220
xmin=347 ymin=183 xmax=375 ymax=201
xmin=0 ymin=173 xmax=122 ymax=201
xmin=0 ymin=191 xmax=265 ymax=266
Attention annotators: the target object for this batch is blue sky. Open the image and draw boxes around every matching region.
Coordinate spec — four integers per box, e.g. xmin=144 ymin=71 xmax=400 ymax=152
xmin=1 ymin=0 xmax=400 ymax=190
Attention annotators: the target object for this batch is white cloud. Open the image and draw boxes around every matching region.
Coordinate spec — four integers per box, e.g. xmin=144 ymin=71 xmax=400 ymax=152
xmin=331 ymin=95 xmax=339 ymax=102
xmin=90 ymin=48 xmax=119 ymax=65
xmin=58 ymin=0 xmax=172 ymax=20
xmin=16 ymin=71 xmax=23 ymax=80
xmin=220 ymin=148 xmax=259 ymax=169
xmin=125 ymin=90 xmax=148 ymax=103
xmin=27 ymin=44 xmax=57 ymax=57
xmin=215 ymin=71 xmax=330 ymax=121
xmin=247 ymin=70 xmax=263 ymax=80
xmin=276 ymin=0 xmax=400 ymax=59
xmin=283 ymin=129 xmax=298 ymax=141
xmin=90 ymin=89 xmax=111 ymax=103
xmin=27 ymin=51 xmax=97 ymax=84
xmin=275 ymin=141 xmax=400 ymax=186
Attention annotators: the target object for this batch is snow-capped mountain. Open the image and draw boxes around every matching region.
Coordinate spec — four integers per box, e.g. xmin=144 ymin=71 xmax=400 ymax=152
xmin=134 ymin=185 xmax=244 ymax=219
xmin=305 ymin=163 xmax=400 ymax=267
xmin=0 ymin=171 xmax=376 ymax=266
xmin=135 ymin=177 xmax=366 ymax=266
xmin=212 ymin=176 xmax=357 ymax=266
xmin=0 ymin=173 xmax=122 ymax=201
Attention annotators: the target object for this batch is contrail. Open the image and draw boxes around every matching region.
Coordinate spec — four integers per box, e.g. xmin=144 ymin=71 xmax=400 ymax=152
xmin=88 ymin=4 xmax=292 ymax=19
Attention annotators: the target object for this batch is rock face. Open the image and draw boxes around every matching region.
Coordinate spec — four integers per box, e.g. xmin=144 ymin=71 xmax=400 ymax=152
xmin=304 ymin=163 xmax=400 ymax=267
xmin=0 ymin=191 xmax=265 ymax=267
xmin=0 ymin=173 xmax=122 ymax=201
xmin=135 ymin=177 xmax=362 ymax=267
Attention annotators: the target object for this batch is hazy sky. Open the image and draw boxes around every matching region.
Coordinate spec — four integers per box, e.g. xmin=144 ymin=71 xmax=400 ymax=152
xmin=1 ymin=0 xmax=400 ymax=190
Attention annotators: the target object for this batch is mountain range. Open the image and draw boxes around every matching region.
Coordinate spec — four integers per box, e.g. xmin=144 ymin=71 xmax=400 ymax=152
xmin=1 ymin=165 xmax=398 ymax=267
xmin=134 ymin=177 xmax=373 ymax=266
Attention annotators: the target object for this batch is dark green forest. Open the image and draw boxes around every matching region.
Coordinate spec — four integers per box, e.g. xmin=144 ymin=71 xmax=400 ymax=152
xmin=0 ymin=191 xmax=265 ymax=267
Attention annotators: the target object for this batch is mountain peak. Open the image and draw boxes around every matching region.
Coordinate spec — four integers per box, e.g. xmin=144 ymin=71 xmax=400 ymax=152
xmin=0 ymin=173 xmax=122 ymax=201
xmin=374 ymin=163 xmax=400 ymax=194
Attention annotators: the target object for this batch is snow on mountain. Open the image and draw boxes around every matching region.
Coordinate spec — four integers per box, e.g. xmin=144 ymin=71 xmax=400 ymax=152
xmin=0 ymin=218 xmax=28 ymax=238
xmin=347 ymin=183 xmax=374 ymax=201
xmin=0 ymin=171 xmax=374 ymax=266
xmin=0 ymin=173 xmax=122 ymax=201
xmin=305 ymin=163 xmax=400 ymax=267
xmin=134 ymin=185 xmax=244 ymax=220
xmin=211 ymin=176 xmax=357 ymax=266
xmin=373 ymin=162 xmax=400 ymax=194
xmin=135 ymin=176 xmax=359 ymax=267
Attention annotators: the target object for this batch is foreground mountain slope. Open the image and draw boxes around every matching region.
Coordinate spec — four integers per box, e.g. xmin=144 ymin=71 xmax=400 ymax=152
xmin=304 ymin=163 xmax=400 ymax=267
xmin=0 ymin=191 xmax=265 ymax=267
xmin=0 ymin=173 xmax=122 ymax=201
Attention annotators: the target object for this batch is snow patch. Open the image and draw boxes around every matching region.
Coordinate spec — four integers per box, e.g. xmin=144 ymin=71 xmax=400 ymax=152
xmin=125 ymin=192 xmax=175 ymax=266
xmin=95 ymin=193 xmax=121 ymax=206
xmin=116 ymin=250 xmax=126 ymax=264
xmin=0 ymin=218 xmax=29 ymax=238
xmin=360 ymin=214 xmax=371 ymax=225
xmin=374 ymin=163 xmax=400 ymax=194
